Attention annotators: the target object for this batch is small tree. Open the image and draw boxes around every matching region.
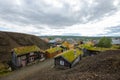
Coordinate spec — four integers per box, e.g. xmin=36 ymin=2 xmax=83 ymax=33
xmin=97 ymin=37 xmax=112 ymax=48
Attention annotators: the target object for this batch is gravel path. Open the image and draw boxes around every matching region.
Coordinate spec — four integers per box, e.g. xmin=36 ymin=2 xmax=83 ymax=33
xmin=0 ymin=59 xmax=54 ymax=80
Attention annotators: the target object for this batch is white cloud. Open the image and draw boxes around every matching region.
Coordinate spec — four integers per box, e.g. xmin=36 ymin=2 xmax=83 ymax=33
xmin=0 ymin=0 xmax=120 ymax=36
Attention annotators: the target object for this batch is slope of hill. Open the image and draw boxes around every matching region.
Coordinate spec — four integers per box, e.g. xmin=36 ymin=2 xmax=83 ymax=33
xmin=0 ymin=50 xmax=120 ymax=80
xmin=24 ymin=50 xmax=120 ymax=80
xmin=0 ymin=31 xmax=50 ymax=62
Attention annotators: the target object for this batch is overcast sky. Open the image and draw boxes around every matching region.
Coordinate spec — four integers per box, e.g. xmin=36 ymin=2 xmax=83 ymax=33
xmin=0 ymin=0 xmax=120 ymax=36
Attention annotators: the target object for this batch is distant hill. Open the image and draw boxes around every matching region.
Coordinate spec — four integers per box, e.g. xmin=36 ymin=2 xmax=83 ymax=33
xmin=0 ymin=31 xmax=50 ymax=62
xmin=40 ymin=36 xmax=120 ymax=40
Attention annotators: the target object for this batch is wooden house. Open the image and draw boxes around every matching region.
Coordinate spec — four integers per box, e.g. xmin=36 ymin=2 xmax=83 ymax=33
xmin=62 ymin=41 xmax=75 ymax=49
xmin=11 ymin=45 xmax=45 ymax=68
xmin=78 ymin=42 xmax=98 ymax=56
xmin=62 ymin=41 xmax=70 ymax=49
xmin=45 ymin=47 xmax=63 ymax=58
xmin=79 ymin=43 xmax=107 ymax=57
xmin=54 ymin=49 xmax=83 ymax=68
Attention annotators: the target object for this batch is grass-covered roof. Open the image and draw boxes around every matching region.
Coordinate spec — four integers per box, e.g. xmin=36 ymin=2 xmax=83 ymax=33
xmin=62 ymin=41 xmax=70 ymax=48
xmin=55 ymin=49 xmax=83 ymax=63
xmin=46 ymin=47 xmax=62 ymax=54
xmin=13 ymin=45 xmax=42 ymax=56
xmin=78 ymin=44 xmax=119 ymax=52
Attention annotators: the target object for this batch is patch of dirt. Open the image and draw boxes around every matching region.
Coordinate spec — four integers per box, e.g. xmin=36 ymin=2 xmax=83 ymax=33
xmin=0 ymin=59 xmax=54 ymax=80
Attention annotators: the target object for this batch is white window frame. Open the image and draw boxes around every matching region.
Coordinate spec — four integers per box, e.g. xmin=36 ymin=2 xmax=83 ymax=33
xmin=60 ymin=60 xmax=64 ymax=66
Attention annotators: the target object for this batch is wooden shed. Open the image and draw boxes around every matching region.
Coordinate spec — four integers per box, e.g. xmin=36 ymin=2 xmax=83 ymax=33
xmin=54 ymin=49 xmax=83 ymax=69
xmin=45 ymin=47 xmax=63 ymax=58
xmin=79 ymin=44 xmax=110 ymax=56
xmin=11 ymin=45 xmax=45 ymax=68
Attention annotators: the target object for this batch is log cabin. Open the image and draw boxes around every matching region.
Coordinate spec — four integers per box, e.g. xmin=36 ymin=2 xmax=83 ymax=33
xmin=11 ymin=45 xmax=45 ymax=68
xmin=45 ymin=47 xmax=63 ymax=58
xmin=54 ymin=49 xmax=83 ymax=69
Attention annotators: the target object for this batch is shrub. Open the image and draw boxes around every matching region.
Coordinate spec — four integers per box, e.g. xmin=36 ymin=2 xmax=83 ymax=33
xmin=97 ymin=37 xmax=112 ymax=48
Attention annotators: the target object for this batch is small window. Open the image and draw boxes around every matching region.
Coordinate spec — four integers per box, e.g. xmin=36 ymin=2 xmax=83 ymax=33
xmin=60 ymin=60 xmax=64 ymax=65
xmin=41 ymin=54 xmax=44 ymax=58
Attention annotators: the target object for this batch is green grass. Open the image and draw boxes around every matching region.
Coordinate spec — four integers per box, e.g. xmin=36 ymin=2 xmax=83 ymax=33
xmin=111 ymin=45 xmax=120 ymax=49
xmin=14 ymin=45 xmax=40 ymax=55
xmin=79 ymin=44 xmax=120 ymax=52
xmin=55 ymin=49 xmax=83 ymax=63
xmin=46 ymin=47 xmax=62 ymax=54
xmin=0 ymin=63 xmax=11 ymax=77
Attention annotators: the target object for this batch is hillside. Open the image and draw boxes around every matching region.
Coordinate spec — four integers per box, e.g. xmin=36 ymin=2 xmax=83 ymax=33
xmin=0 ymin=31 xmax=50 ymax=62
xmin=24 ymin=50 xmax=120 ymax=80
xmin=0 ymin=50 xmax=120 ymax=80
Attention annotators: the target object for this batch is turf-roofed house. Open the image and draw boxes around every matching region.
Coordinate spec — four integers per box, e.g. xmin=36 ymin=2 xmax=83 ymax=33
xmin=45 ymin=47 xmax=63 ymax=58
xmin=11 ymin=45 xmax=45 ymax=68
xmin=54 ymin=49 xmax=83 ymax=68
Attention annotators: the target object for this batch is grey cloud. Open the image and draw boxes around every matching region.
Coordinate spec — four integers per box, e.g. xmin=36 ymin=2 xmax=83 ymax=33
xmin=62 ymin=33 xmax=81 ymax=36
xmin=98 ymin=26 xmax=120 ymax=36
xmin=107 ymin=26 xmax=120 ymax=34
xmin=78 ymin=0 xmax=118 ymax=23
xmin=0 ymin=0 xmax=119 ymax=29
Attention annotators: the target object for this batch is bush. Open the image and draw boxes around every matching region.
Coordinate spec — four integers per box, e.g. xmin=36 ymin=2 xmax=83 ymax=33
xmin=97 ymin=37 xmax=112 ymax=48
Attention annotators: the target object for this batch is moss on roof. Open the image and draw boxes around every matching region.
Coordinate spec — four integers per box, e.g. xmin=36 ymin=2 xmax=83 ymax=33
xmin=46 ymin=47 xmax=62 ymax=54
xmin=13 ymin=45 xmax=42 ymax=56
xmin=111 ymin=45 xmax=120 ymax=49
xmin=86 ymin=47 xmax=108 ymax=51
xmin=62 ymin=41 xmax=70 ymax=48
xmin=79 ymin=44 xmax=118 ymax=52
xmin=55 ymin=49 xmax=83 ymax=63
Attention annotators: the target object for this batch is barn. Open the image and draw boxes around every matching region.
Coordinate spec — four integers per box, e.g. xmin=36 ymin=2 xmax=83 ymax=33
xmin=11 ymin=45 xmax=45 ymax=68
xmin=54 ymin=49 xmax=83 ymax=68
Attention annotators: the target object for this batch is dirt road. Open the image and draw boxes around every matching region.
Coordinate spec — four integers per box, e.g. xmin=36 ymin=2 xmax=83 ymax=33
xmin=0 ymin=59 xmax=54 ymax=80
